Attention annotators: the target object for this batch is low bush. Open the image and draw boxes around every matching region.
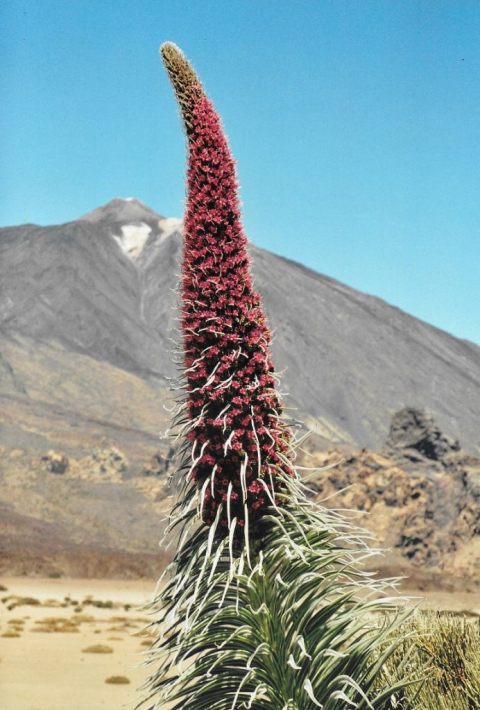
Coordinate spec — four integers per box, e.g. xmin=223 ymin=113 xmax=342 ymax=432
xmin=380 ymin=612 xmax=480 ymax=709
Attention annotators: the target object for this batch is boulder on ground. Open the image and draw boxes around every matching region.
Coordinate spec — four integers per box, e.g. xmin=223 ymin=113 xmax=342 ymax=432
xmin=383 ymin=408 xmax=460 ymax=464
xmin=41 ymin=450 xmax=69 ymax=474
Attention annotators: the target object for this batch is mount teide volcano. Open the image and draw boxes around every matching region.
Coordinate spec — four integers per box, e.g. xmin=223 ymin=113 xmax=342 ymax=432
xmin=1 ymin=198 xmax=479 ymax=581
xmin=1 ymin=197 xmax=480 ymax=457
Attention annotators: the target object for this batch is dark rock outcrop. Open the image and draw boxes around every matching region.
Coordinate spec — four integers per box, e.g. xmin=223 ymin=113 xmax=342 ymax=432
xmin=383 ymin=407 xmax=460 ymax=467
xmin=309 ymin=409 xmax=480 ymax=589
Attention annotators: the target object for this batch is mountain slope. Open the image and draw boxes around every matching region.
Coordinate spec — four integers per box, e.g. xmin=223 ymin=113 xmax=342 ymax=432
xmin=1 ymin=198 xmax=479 ymax=583
xmin=1 ymin=197 xmax=479 ymax=455
xmin=250 ymin=248 xmax=480 ymax=452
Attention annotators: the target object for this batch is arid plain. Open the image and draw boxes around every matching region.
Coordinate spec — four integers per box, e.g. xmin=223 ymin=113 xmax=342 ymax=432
xmin=0 ymin=577 xmax=155 ymax=710
xmin=1 ymin=576 xmax=480 ymax=710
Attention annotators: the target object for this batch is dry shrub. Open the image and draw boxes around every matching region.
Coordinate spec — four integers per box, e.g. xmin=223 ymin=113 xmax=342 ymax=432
xmin=105 ymin=675 xmax=130 ymax=684
xmin=82 ymin=644 xmax=114 ymax=653
xmin=5 ymin=596 xmax=40 ymax=610
xmin=15 ymin=596 xmax=40 ymax=606
xmin=2 ymin=631 xmax=21 ymax=638
xmin=31 ymin=617 xmax=79 ymax=633
xmin=73 ymin=614 xmax=95 ymax=623
xmin=84 ymin=599 xmax=114 ymax=609
xmin=381 ymin=611 xmax=480 ymax=709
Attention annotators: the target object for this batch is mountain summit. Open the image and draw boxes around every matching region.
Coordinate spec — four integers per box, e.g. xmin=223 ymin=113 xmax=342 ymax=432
xmin=77 ymin=198 xmax=181 ymax=261
xmin=79 ymin=197 xmax=165 ymax=225
xmin=1 ymin=200 xmax=480 ymax=456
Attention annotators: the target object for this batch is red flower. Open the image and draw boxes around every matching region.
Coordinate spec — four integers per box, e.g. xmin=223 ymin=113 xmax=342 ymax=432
xmin=161 ymin=43 xmax=294 ymax=541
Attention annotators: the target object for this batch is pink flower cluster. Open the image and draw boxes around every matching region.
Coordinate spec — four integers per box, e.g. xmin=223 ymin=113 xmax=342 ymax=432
xmin=182 ymin=95 xmax=293 ymax=539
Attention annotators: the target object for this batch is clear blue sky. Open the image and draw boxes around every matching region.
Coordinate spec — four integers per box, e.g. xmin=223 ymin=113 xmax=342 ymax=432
xmin=2 ymin=0 xmax=479 ymax=345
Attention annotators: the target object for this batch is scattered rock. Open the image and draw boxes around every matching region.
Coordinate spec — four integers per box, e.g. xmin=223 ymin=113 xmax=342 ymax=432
xmin=90 ymin=445 xmax=128 ymax=475
xmin=72 ymin=442 xmax=128 ymax=481
xmin=142 ymin=445 xmax=176 ymax=477
xmin=41 ymin=450 xmax=69 ymax=474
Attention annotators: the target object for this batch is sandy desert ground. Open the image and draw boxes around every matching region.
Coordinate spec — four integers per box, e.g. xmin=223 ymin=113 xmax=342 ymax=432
xmin=1 ymin=576 xmax=479 ymax=710
xmin=0 ymin=577 xmax=158 ymax=710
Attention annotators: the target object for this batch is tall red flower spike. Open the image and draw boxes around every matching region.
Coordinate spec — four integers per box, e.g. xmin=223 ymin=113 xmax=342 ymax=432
xmin=161 ymin=43 xmax=294 ymax=541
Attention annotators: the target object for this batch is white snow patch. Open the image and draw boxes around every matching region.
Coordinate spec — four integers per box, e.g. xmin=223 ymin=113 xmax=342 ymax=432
xmin=158 ymin=216 xmax=183 ymax=239
xmin=113 ymin=222 xmax=152 ymax=260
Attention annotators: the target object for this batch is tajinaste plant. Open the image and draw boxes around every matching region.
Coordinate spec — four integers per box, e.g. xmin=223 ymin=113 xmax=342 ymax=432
xmin=138 ymin=42 xmax=418 ymax=710
xmin=163 ymin=41 xmax=294 ymax=552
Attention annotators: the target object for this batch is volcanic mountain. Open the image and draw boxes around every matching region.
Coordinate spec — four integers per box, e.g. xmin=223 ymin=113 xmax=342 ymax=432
xmin=1 ymin=198 xmax=480 ymax=583
xmin=1 ymin=197 xmax=479 ymax=459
